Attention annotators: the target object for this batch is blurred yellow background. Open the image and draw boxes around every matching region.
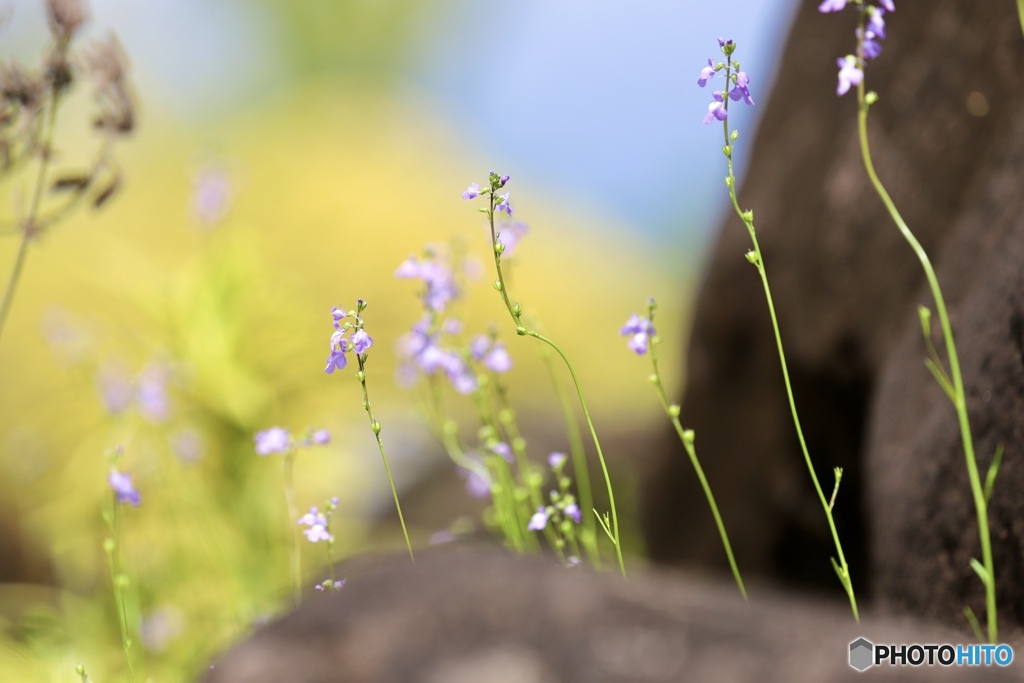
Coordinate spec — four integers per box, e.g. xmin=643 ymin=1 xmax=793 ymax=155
xmin=0 ymin=1 xmax=709 ymax=678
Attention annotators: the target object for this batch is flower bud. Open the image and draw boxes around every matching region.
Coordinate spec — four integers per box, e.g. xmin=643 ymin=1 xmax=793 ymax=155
xmin=668 ymin=404 xmax=681 ymax=418
xmin=745 ymin=250 xmax=759 ymax=264
xmin=371 ymin=421 xmax=381 ymax=435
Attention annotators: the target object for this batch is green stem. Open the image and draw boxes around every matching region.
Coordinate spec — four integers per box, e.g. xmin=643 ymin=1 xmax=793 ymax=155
xmin=856 ymin=77 xmax=993 ymax=640
xmin=1018 ymin=0 xmax=1024 ymax=39
xmin=282 ymin=451 xmax=301 ymax=605
xmin=357 ymin=355 xmax=415 ymax=562
xmin=720 ymin=56 xmax=857 ymax=619
xmin=648 ymin=330 xmax=746 ymax=599
xmin=540 ymin=344 xmax=600 ymax=566
xmin=106 ymin=499 xmax=136 ymax=683
xmin=486 ymin=195 xmax=625 ymax=576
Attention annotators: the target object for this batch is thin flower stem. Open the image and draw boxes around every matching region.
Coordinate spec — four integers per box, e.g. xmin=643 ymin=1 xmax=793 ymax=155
xmin=719 ymin=56 xmax=857 ymax=619
xmin=856 ymin=78 xmax=993 ymax=640
xmin=0 ymin=86 xmax=61 ymax=345
xmin=106 ymin=498 xmax=136 ymax=683
xmin=282 ymin=451 xmax=301 ymax=606
xmin=540 ymin=344 xmax=600 ymax=567
xmin=486 ymin=196 xmax=626 ymax=576
xmin=648 ymin=330 xmax=746 ymax=600
xmin=357 ymin=355 xmax=415 ymax=562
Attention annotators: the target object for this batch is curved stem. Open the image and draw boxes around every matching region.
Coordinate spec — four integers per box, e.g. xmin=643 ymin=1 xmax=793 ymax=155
xmin=720 ymin=57 xmax=857 ymax=619
xmin=486 ymin=196 xmax=625 ymax=576
xmin=856 ymin=79 xmax=992 ymax=640
xmin=358 ymin=355 xmax=415 ymax=562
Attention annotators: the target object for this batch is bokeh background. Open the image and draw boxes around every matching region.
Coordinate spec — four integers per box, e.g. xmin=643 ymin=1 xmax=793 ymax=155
xmin=0 ymin=0 xmax=797 ymax=679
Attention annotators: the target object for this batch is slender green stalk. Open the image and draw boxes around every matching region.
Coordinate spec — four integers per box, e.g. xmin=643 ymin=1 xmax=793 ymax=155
xmin=855 ymin=62 xmax=993 ymax=639
xmin=104 ymin=498 xmax=136 ymax=683
xmin=485 ymin=190 xmax=626 ymax=576
xmin=282 ymin=451 xmax=301 ymax=605
xmin=0 ymin=85 xmax=61 ymax=344
xmin=539 ymin=343 xmax=600 ymax=566
xmin=647 ymin=308 xmax=746 ymax=599
xmin=719 ymin=55 xmax=858 ymax=619
xmin=356 ymin=355 xmax=415 ymax=561
xmin=1018 ymin=0 xmax=1024 ymax=38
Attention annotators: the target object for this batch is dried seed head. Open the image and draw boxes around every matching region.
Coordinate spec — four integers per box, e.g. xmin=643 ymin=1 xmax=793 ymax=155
xmin=84 ymin=35 xmax=135 ymax=134
xmin=0 ymin=62 xmax=42 ymax=108
xmin=46 ymin=0 xmax=88 ymax=42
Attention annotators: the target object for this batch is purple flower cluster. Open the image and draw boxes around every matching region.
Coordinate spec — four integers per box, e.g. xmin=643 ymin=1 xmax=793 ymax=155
xmin=470 ymin=335 xmax=513 ymax=374
xmin=97 ymin=360 xmax=172 ymax=424
xmin=698 ymin=38 xmax=754 ymax=125
xmin=298 ymin=506 xmax=333 ymax=543
xmin=620 ymin=313 xmax=656 ymax=356
xmin=398 ymin=318 xmax=478 ymax=394
xmin=395 ymin=253 xmax=459 ymax=314
xmin=820 ymin=0 xmax=895 ymax=95
xmin=325 ymin=304 xmax=374 ymax=374
xmin=461 ymin=171 xmax=513 ymax=215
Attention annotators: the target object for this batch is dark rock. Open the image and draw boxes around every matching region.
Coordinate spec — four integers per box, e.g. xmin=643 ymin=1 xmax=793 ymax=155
xmin=202 ymin=547 xmax=1015 ymax=683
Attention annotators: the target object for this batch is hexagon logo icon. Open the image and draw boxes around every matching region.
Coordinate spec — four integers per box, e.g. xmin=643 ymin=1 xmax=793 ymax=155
xmin=849 ymin=638 xmax=874 ymax=671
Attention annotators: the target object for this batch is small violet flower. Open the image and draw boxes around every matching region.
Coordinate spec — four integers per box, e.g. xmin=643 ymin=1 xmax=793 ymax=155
xmin=109 ymin=470 xmax=141 ymax=506
xmin=462 ymin=182 xmax=480 ymax=200
xmin=351 ymin=329 xmax=373 ymax=355
xmin=817 ymin=0 xmax=847 ymax=11
xmin=836 ymin=55 xmax=863 ymax=96
xmin=255 ymin=426 xmax=291 ymax=455
xmin=564 ymin=502 xmax=582 ymax=524
xmin=495 ymin=220 xmax=529 ymax=257
xmin=697 ymin=58 xmax=716 ymax=87
xmin=527 ymin=507 xmax=549 ymax=531
xmin=311 ymin=429 xmax=331 ymax=446
xmin=729 ymin=71 xmax=754 ymax=106
xmin=495 ymin=193 xmax=513 ymax=215
xmin=484 ymin=344 xmax=512 ymax=374
xmin=548 ymin=452 xmax=567 ymax=469
xmin=703 ymin=91 xmax=727 ymax=125
xmin=620 ymin=314 xmax=656 ymax=356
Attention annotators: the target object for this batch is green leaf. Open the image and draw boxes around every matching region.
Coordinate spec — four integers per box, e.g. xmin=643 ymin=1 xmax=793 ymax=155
xmin=924 ymin=358 xmax=956 ymax=402
xmin=964 ymin=606 xmax=984 ymax=643
xmin=984 ymin=445 xmax=1004 ymax=504
xmin=970 ymin=558 xmax=989 ymax=584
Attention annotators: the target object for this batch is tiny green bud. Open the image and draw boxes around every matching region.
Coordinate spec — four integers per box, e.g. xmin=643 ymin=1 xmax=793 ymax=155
xmin=648 ymin=373 xmax=658 ymax=384
xmin=722 ymin=145 xmax=732 ymax=158
xmin=512 ymin=436 xmax=526 ymax=453
xmin=917 ymin=305 xmax=932 ymax=340
xmin=355 ymin=370 xmax=365 ymax=382
xmin=559 ymin=476 xmax=571 ymax=490
xmin=371 ymin=421 xmax=381 ymax=435
xmin=865 ymin=91 xmax=879 ymax=106
xmin=103 ymin=537 xmax=115 ymax=554
xmin=682 ymin=429 xmax=695 ymax=447
xmin=744 ymin=250 xmax=758 ymax=265
xmin=731 ymin=129 xmax=739 ymax=141
xmin=741 ymin=210 xmax=753 ymax=223
xmin=515 ymin=326 xmax=527 ymax=336
xmin=725 ymin=176 xmax=733 ymax=188
xmin=668 ymin=404 xmax=681 ymax=418
xmin=443 ymin=420 xmax=457 ymax=436
xmin=513 ymin=302 xmax=522 ymax=317
xmin=115 ymin=573 xmax=130 ymax=588
xmin=554 ymin=537 xmax=565 ymax=550
xmin=494 ymin=242 xmax=505 ymax=256
xmin=514 ymin=487 xmax=529 ymax=503
xmin=528 ymin=472 xmax=543 ymax=488
xmin=75 ymin=664 xmax=86 ymax=676
xmin=493 ymin=279 xmax=503 ymax=292
xmin=362 ymin=399 xmax=369 ymax=410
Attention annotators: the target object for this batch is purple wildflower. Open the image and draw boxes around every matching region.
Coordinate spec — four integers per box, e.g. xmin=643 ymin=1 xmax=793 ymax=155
xmin=527 ymin=507 xmax=549 ymax=531
xmin=395 ymin=255 xmax=458 ymax=313
xmin=697 ymin=58 xmax=716 ymax=87
xmin=818 ymin=0 xmax=847 ymax=11
xmin=484 ymin=344 xmax=512 ymax=374
xmin=495 ymin=219 xmax=529 ymax=257
xmin=136 ymin=364 xmax=171 ymax=424
xmin=351 ymin=329 xmax=373 ymax=355
xmin=491 ymin=442 xmax=514 ymax=463
xmin=109 ymin=470 xmax=141 ymax=506
xmin=311 ymin=429 xmax=331 ymax=446
xmin=564 ymin=502 xmax=582 ymax=524
xmin=859 ymin=29 xmax=882 ymax=60
xmin=255 ymin=426 xmax=291 ymax=455
xmin=836 ymin=55 xmax=863 ymax=96
xmin=459 ymin=464 xmax=492 ymax=499
xmin=729 ymin=72 xmax=754 ymax=106
xmin=703 ymin=91 xmax=727 ymax=125
xmin=548 ymin=452 xmax=567 ymax=469
xmin=495 ymin=193 xmax=513 ymax=215
xmin=469 ymin=335 xmax=490 ymax=361
xmin=620 ymin=313 xmax=656 ymax=356
xmin=462 ymin=182 xmax=480 ymax=200
xmin=867 ymin=8 xmax=887 ymax=39
xmin=879 ymin=0 xmax=894 ymax=11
